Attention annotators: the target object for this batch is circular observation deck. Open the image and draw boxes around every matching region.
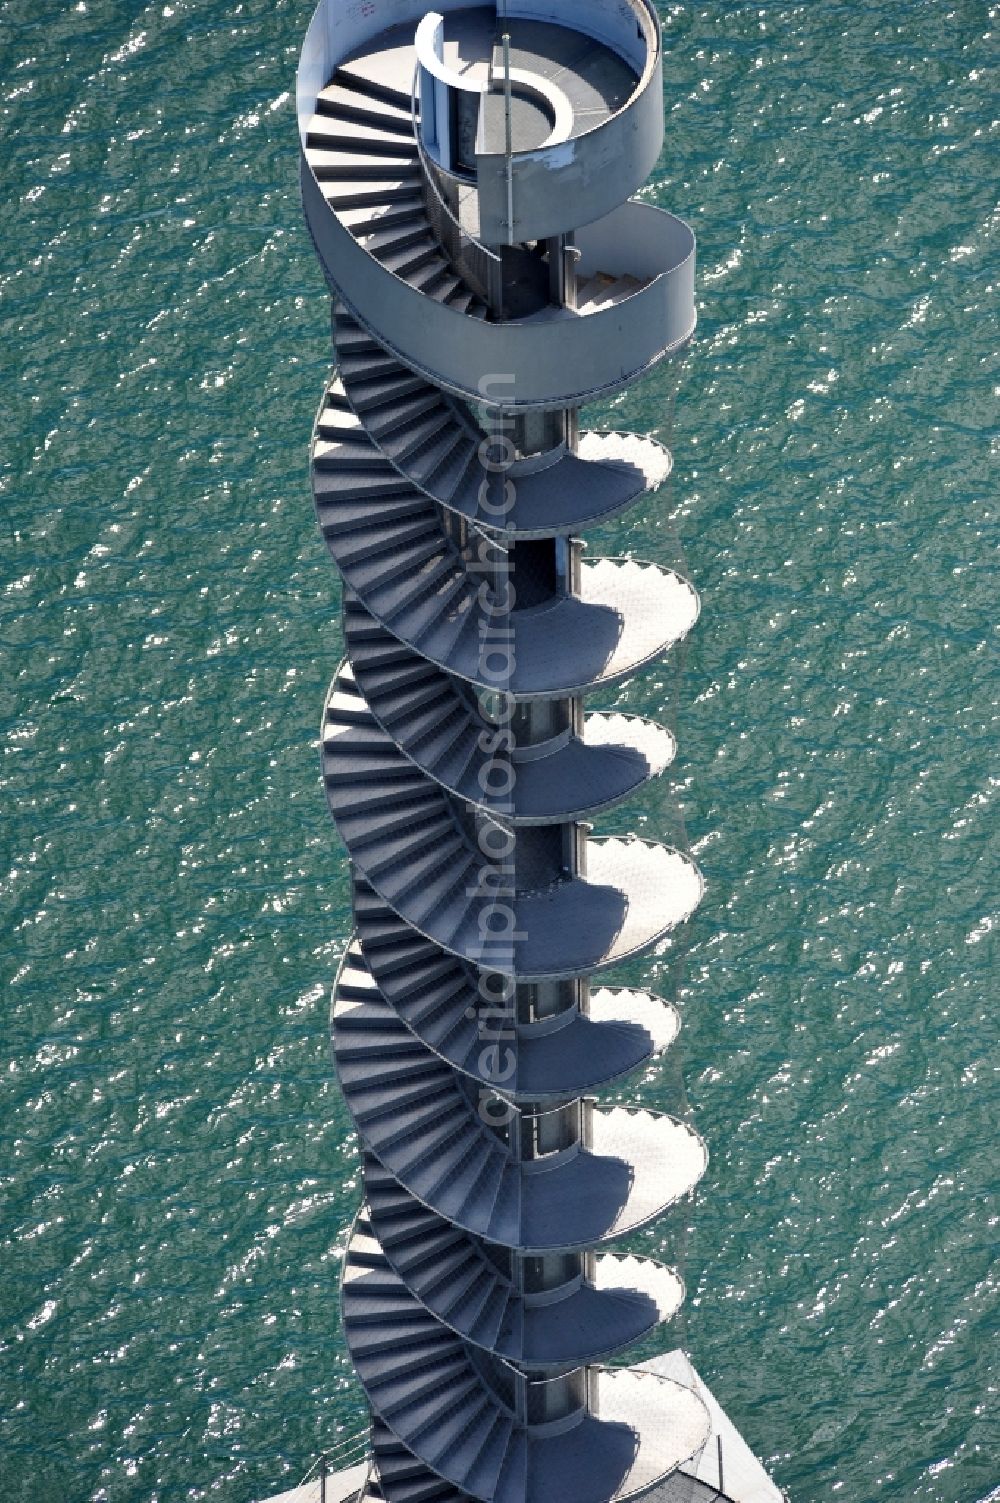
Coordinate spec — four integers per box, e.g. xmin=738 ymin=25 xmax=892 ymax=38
xmin=365 ymin=5 xmax=643 ymax=150
xmin=298 ymin=0 xmax=694 ymax=404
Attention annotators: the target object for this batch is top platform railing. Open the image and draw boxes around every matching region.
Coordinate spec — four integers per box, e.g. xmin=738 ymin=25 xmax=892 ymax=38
xmin=298 ymin=0 xmax=667 ymax=241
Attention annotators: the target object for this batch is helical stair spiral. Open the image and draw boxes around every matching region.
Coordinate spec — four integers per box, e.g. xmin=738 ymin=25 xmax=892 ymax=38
xmin=299 ymin=3 xmax=710 ymax=1499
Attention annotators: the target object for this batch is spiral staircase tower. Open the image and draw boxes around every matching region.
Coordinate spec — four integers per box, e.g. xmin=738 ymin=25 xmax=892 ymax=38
xmin=297 ymin=3 xmax=731 ymax=1500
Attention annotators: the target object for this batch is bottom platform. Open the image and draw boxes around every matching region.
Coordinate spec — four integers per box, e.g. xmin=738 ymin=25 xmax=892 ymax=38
xmin=255 ymin=1353 xmax=786 ymax=1503
xmin=641 ymin=1353 xmax=786 ymax=1503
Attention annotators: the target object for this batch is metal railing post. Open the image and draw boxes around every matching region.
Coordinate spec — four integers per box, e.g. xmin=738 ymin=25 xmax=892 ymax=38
xmin=502 ymin=32 xmax=514 ymax=245
xmin=319 ymin=1453 xmax=327 ymax=1503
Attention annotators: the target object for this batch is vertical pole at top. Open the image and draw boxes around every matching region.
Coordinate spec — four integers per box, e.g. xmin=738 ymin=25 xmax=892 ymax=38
xmin=319 ymin=1454 xmax=327 ymax=1503
xmin=502 ymin=31 xmax=514 ymax=245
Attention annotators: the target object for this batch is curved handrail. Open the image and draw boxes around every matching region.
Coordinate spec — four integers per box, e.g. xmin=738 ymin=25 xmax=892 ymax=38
xmin=471 ymin=0 xmax=665 ymax=242
xmin=297 ymin=0 xmax=660 ymax=153
xmin=341 ymin=1093 xmax=710 ymax=1251
xmin=301 ymin=159 xmax=696 ymax=407
xmin=475 ymin=0 xmax=661 ymax=166
xmin=415 ymin=12 xmax=489 ymax=97
xmin=298 ymin=0 xmax=683 ymax=317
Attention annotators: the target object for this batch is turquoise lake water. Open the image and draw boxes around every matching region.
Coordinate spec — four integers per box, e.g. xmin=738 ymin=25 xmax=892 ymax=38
xmin=1 ymin=1 xmax=996 ymax=1499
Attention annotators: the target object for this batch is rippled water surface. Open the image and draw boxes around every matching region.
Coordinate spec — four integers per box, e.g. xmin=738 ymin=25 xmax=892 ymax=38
xmin=1 ymin=1 xmax=997 ymax=1500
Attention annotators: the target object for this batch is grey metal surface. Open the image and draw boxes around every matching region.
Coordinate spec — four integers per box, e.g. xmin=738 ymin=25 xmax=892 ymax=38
xmin=311 ymin=423 xmax=701 ymax=693
xmin=362 ymin=1163 xmax=685 ymax=1365
xmin=332 ymin=643 xmax=678 ymax=826
xmin=333 ymin=947 xmax=707 ymax=1247
xmin=331 ymin=789 xmax=703 ymax=974
xmin=303 ymin=159 xmax=695 ymax=407
xmin=295 ymin=4 xmax=736 ymax=1502
xmin=329 ymin=312 xmax=674 ymax=539
xmin=476 ymin=4 xmax=665 ymax=242
xmin=257 ymin=1351 xmax=790 ymax=1503
xmin=341 ymin=1242 xmax=709 ymax=1503
xmin=349 ymin=876 xmax=680 ymax=1094
xmin=641 ymin=1354 xmax=789 ymax=1503
xmin=297 ymin=33 xmax=695 ymax=408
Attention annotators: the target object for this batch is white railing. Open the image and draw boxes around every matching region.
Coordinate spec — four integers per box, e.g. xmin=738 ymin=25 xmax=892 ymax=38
xmin=296 ymin=1429 xmax=370 ymax=1500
